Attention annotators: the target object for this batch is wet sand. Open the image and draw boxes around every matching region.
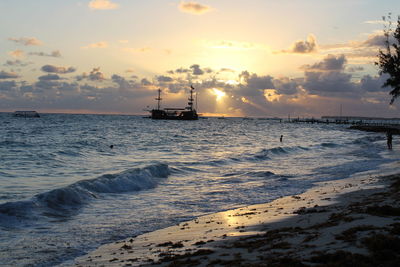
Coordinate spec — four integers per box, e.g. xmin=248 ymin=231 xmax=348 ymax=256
xmin=73 ymin=172 xmax=400 ymax=266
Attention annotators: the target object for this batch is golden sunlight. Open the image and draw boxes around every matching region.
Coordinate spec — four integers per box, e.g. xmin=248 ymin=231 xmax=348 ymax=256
xmin=210 ymin=88 xmax=226 ymax=102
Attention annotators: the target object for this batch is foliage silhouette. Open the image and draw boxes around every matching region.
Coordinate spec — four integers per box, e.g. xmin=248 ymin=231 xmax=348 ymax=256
xmin=376 ymin=14 xmax=400 ymax=104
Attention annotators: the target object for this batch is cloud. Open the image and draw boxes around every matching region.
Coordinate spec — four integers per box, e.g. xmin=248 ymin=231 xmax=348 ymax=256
xmin=299 ymin=54 xmax=361 ymax=97
xmin=4 ymin=60 xmax=32 ymax=67
xmin=175 ymin=67 xmax=190 ymax=74
xmin=76 ymin=67 xmax=106 ymax=81
xmin=41 ymin=65 xmax=76 ymax=74
xmin=318 ymin=33 xmax=389 ymax=60
xmin=237 ymin=71 xmax=275 ymax=98
xmin=360 ymin=74 xmax=388 ymax=92
xmin=362 ymin=34 xmax=386 ymax=47
xmin=347 ymin=66 xmax=364 ymax=72
xmin=88 ymin=0 xmax=119 ymax=10
xmin=157 ymin=75 xmax=174 ymax=82
xmin=9 ymin=50 xmax=24 ymax=58
xmin=170 ymin=64 xmax=210 ymax=76
xmin=0 ymin=71 xmax=19 ymax=79
xmin=8 ymin=37 xmax=42 ymax=46
xmin=240 ymin=71 xmax=274 ymax=90
xmin=281 ymin=34 xmax=317 ymax=54
xmin=273 ymin=77 xmax=300 ymax=95
xmin=111 ymin=74 xmax=137 ymax=91
xmin=219 ymin=68 xmax=235 ymax=73
xmin=38 ymin=74 xmax=61 ymax=81
xmin=190 ymin=64 xmax=204 ymax=75
xmin=29 ymin=50 xmax=62 ymax=58
xmin=141 ymin=78 xmax=152 ymax=86
xmin=179 ymin=1 xmax=213 ymax=15
xmin=0 ymin=81 xmax=17 ymax=92
xmin=89 ymin=67 xmax=106 ymax=81
xmin=0 ymin=59 xmax=396 ymax=117
xmin=82 ymin=41 xmax=108 ymax=49
xmin=303 ymin=70 xmax=357 ymax=96
xmin=301 ymin=54 xmax=347 ymax=71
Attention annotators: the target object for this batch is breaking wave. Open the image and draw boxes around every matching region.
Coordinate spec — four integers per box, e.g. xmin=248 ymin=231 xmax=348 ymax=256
xmin=0 ymin=163 xmax=170 ymax=221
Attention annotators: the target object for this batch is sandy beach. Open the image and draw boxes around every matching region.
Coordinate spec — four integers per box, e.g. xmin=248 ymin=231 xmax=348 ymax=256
xmin=72 ymin=169 xmax=400 ymax=267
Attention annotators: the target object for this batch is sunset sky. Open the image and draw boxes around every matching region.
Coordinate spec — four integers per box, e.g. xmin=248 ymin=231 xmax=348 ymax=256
xmin=0 ymin=0 xmax=399 ymax=117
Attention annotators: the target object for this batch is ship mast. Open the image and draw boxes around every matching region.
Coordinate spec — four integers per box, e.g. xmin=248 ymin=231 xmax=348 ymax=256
xmin=155 ymin=88 xmax=162 ymax=110
xmin=188 ymin=85 xmax=195 ymax=111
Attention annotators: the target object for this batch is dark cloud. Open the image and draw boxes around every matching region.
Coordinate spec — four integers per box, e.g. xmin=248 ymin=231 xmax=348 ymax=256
xmin=76 ymin=73 xmax=88 ymax=81
xmin=111 ymin=74 xmax=141 ymax=92
xmin=38 ymin=74 xmax=61 ymax=81
xmin=34 ymin=80 xmax=62 ymax=91
xmin=190 ymin=64 xmax=204 ymax=75
xmin=0 ymin=71 xmax=19 ymax=79
xmin=88 ymin=67 xmax=105 ymax=81
xmin=157 ymin=75 xmax=173 ymax=82
xmin=41 ymin=64 xmax=76 ymax=74
xmin=76 ymin=68 xmax=105 ymax=81
xmin=141 ymin=78 xmax=152 ymax=86
xmin=282 ymin=34 xmax=317 ymax=54
xmin=299 ymin=54 xmax=364 ymax=97
xmin=172 ymin=65 xmax=210 ymax=76
xmin=0 ymin=81 xmax=17 ymax=91
xmin=360 ymin=74 xmax=388 ymax=92
xmin=240 ymin=71 xmax=274 ymax=90
xmin=175 ymin=67 xmax=190 ymax=73
xmin=303 ymin=71 xmax=358 ymax=96
xmin=29 ymin=50 xmax=62 ymax=58
xmin=301 ymin=54 xmax=347 ymax=71
xmin=273 ymin=77 xmax=300 ymax=95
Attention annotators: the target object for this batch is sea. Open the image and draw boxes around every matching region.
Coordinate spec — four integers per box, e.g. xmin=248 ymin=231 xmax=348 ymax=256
xmin=0 ymin=113 xmax=399 ymax=266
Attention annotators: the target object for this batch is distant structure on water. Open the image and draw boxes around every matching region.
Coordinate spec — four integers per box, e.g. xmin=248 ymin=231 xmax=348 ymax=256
xmin=288 ymin=115 xmax=400 ymax=127
xmin=13 ymin=111 xmax=40 ymax=118
xmin=149 ymin=85 xmax=198 ymax=120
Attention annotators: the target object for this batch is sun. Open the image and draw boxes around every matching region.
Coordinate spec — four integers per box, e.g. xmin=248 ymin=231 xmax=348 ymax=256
xmin=210 ymin=88 xmax=226 ymax=102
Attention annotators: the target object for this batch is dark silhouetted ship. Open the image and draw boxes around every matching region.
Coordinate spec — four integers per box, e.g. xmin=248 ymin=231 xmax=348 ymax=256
xmin=13 ymin=111 xmax=40 ymax=118
xmin=150 ymin=85 xmax=198 ymax=120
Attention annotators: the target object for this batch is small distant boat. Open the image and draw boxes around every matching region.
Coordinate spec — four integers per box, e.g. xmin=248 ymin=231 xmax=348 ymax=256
xmin=13 ymin=111 xmax=40 ymax=118
xmin=149 ymin=85 xmax=198 ymax=120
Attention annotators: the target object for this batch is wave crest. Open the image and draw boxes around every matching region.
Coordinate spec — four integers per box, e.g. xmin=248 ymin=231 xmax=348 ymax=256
xmin=0 ymin=163 xmax=170 ymax=220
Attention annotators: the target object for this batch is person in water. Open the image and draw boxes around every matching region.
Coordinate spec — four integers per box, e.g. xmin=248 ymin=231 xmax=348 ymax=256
xmin=387 ymin=132 xmax=393 ymax=150
xmin=280 ymin=135 xmax=283 ymax=142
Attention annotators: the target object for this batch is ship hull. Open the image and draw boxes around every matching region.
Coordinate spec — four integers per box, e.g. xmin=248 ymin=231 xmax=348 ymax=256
xmin=151 ymin=109 xmax=198 ymax=120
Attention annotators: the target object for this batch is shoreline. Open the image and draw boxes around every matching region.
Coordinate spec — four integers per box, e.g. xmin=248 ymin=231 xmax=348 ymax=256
xmin=72 ymin=170 xmax=400 ymax=266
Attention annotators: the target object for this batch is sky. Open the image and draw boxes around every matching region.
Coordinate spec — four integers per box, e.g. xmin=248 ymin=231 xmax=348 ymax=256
xmin=0 ymin=0 xmax=399 ymax=117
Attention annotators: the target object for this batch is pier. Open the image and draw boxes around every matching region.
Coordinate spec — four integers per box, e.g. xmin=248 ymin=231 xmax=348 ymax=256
xmin=287 ymin=116 xmax=400 ymax=134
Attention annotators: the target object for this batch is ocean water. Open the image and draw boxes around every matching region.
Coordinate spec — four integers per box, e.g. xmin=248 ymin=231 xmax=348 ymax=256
xmin=0 ymin=113 xmax=399 ymax=266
